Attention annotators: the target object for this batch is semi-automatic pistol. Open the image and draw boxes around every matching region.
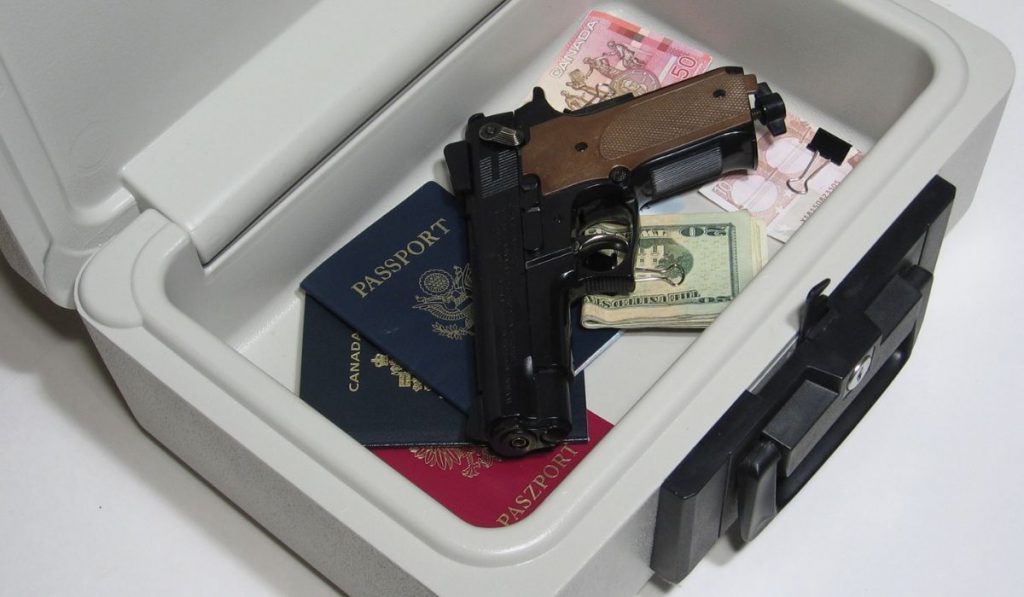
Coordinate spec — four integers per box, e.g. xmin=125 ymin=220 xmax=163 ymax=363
xmin=444 ymin=67 xmax=787 ymax=457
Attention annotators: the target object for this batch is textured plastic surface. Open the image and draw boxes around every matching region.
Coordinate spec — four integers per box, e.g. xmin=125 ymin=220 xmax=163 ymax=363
xmin=56 ymin=0 xmax=1014 ymax=595
xmin=0 ymin=0 xmax=502 ymax=304
xmin=0 ymin=1 xmax=318 ymax=305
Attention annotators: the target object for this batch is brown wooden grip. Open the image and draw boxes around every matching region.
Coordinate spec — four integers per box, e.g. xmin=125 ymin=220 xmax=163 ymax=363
xmin=521 ymin=68 xmax=759 ymax=195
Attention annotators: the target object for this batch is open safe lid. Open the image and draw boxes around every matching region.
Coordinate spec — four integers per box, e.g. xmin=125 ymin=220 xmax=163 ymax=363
xmin=0 ymin=0 xmax=504 ymax=307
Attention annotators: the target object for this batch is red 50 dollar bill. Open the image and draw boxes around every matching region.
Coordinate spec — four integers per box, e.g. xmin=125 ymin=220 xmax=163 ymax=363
xmin=537 ymin=10 xmax=712 ymax=111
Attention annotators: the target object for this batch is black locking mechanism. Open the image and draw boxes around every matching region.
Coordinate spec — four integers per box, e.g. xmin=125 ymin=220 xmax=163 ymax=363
xmin=651 ymin=176 xmax=956 ymax=582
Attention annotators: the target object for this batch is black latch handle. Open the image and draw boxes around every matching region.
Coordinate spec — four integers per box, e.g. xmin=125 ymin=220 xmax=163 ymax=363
xmin=777 ymin=268 xmax=930 ymax=508
xmin=737 ymin=440 xmax=781 ymax=542
xmin=739 ymin=262 xmax=929 ymax=537
xmin=652 ymin=177 xmax=956 ymax=584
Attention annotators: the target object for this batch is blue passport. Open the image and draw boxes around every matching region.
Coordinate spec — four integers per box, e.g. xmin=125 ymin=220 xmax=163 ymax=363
xmin=301 ymin=181 xmax=617 ymax=415
xmin=299 ymin=295 xmax=589 ymax=446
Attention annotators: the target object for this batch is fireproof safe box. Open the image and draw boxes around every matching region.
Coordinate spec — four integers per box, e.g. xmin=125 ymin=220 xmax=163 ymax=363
xmin=0 ymin=0 xmax=1013 ymax=594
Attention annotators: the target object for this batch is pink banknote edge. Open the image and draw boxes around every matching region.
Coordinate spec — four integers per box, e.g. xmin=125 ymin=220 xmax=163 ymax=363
xmin=539 ymin=10 xmax=713 ymax=111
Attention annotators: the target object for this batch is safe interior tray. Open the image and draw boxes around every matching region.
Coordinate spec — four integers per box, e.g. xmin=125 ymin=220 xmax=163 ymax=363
xmin=0 ymin=0 xmax=1008 ymax=595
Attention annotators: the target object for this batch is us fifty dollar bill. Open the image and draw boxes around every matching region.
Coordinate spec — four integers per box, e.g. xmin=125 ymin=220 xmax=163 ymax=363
xmin=581 ymin=212 xmax=765 ymax=329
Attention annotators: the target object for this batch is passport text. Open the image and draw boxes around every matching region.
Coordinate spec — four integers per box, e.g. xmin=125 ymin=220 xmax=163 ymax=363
xmin=350 ymin=218 xmax=452 ymax=298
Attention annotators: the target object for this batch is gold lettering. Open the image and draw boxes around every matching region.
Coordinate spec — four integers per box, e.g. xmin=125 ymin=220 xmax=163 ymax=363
xmin=496 ymin=443 xmax=585 ymax=526
xmin=431 ymin=217 xmax=451 ymax=235
xmin=551 ymin=453 xmax=572 ymax=468
xmin=364 ymin=275 xmax=383 ymax=292
xmin=417 ymin=230 xmax=440 ymax=246
xmin=351 ymin=220 xmax=454 ymax=298
xmin=348 ymin=332 xmax=361 ymax=391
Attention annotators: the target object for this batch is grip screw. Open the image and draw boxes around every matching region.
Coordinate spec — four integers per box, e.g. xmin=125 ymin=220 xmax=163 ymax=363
xmin=508 ymin=435 xmax=531 ymax=450
xmin=610 ymin=166 xmax=630 ymax=184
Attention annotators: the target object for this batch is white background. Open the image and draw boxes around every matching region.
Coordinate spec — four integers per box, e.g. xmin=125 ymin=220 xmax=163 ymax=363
xmin=1 ymin=1 xmax=1022 ymax=595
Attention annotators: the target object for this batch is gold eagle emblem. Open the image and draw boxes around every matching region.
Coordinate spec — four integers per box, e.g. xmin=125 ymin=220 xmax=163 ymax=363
xmin=413 ymin=264 xmax=474 ymax=340
xmin=409 ymin=445 xmax=498 ymax=478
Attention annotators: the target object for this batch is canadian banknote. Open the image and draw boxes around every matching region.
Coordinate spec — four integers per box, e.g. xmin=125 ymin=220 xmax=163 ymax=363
xmin=537 ymin=10 xmax=712 ymax=112
xmin=699 ymin=113 xmax=863 ymax=242
xmin=581 ymin=212 xmax=766 ymax=329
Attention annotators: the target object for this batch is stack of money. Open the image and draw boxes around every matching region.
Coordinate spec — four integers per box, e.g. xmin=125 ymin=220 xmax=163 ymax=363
xmin=581 ymin=211 xmax=766 ymax=329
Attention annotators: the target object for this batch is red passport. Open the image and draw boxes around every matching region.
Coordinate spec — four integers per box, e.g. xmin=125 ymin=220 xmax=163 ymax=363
xmin=373 ymin=412 xmax=613 ymax=527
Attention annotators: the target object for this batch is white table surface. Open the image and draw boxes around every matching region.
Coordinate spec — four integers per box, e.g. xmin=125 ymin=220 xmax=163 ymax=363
xmin=2 ymin=1 xmax=1021 ymax=595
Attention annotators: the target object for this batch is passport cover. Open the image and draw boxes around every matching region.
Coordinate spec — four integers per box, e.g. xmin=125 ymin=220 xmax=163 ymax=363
xmin=372 ymin=411 xmax=614 ymax=527
xmin=299 ymin=295 xmax=590 ymax=446
xmin=301 ymin=181 xmax=618 ymax=413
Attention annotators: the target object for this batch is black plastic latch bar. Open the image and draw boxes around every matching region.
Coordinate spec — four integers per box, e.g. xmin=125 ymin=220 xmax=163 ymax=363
xmin=651 ymin=176 xmax=956 ymax=583
xmin=737 ymin=440 xmax=781 ymax=542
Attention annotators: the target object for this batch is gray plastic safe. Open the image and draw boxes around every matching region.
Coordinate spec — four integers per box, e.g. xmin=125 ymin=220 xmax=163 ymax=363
xmin=0 ymin=0 xmax=1013 ymax=594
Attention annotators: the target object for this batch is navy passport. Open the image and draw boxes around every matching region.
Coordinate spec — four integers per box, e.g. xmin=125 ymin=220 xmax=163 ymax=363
xmin=300 ymin=182 xmax=617 ymax=443
xmin=300 ymin=295 xmax=589 ymax=446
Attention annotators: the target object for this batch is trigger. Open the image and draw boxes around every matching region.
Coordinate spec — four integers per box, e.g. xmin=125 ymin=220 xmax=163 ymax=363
xmin=585 ymin=251 xmax=619 ymax=272
xmin=578 ymin=226 xmax=632 ymax=272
